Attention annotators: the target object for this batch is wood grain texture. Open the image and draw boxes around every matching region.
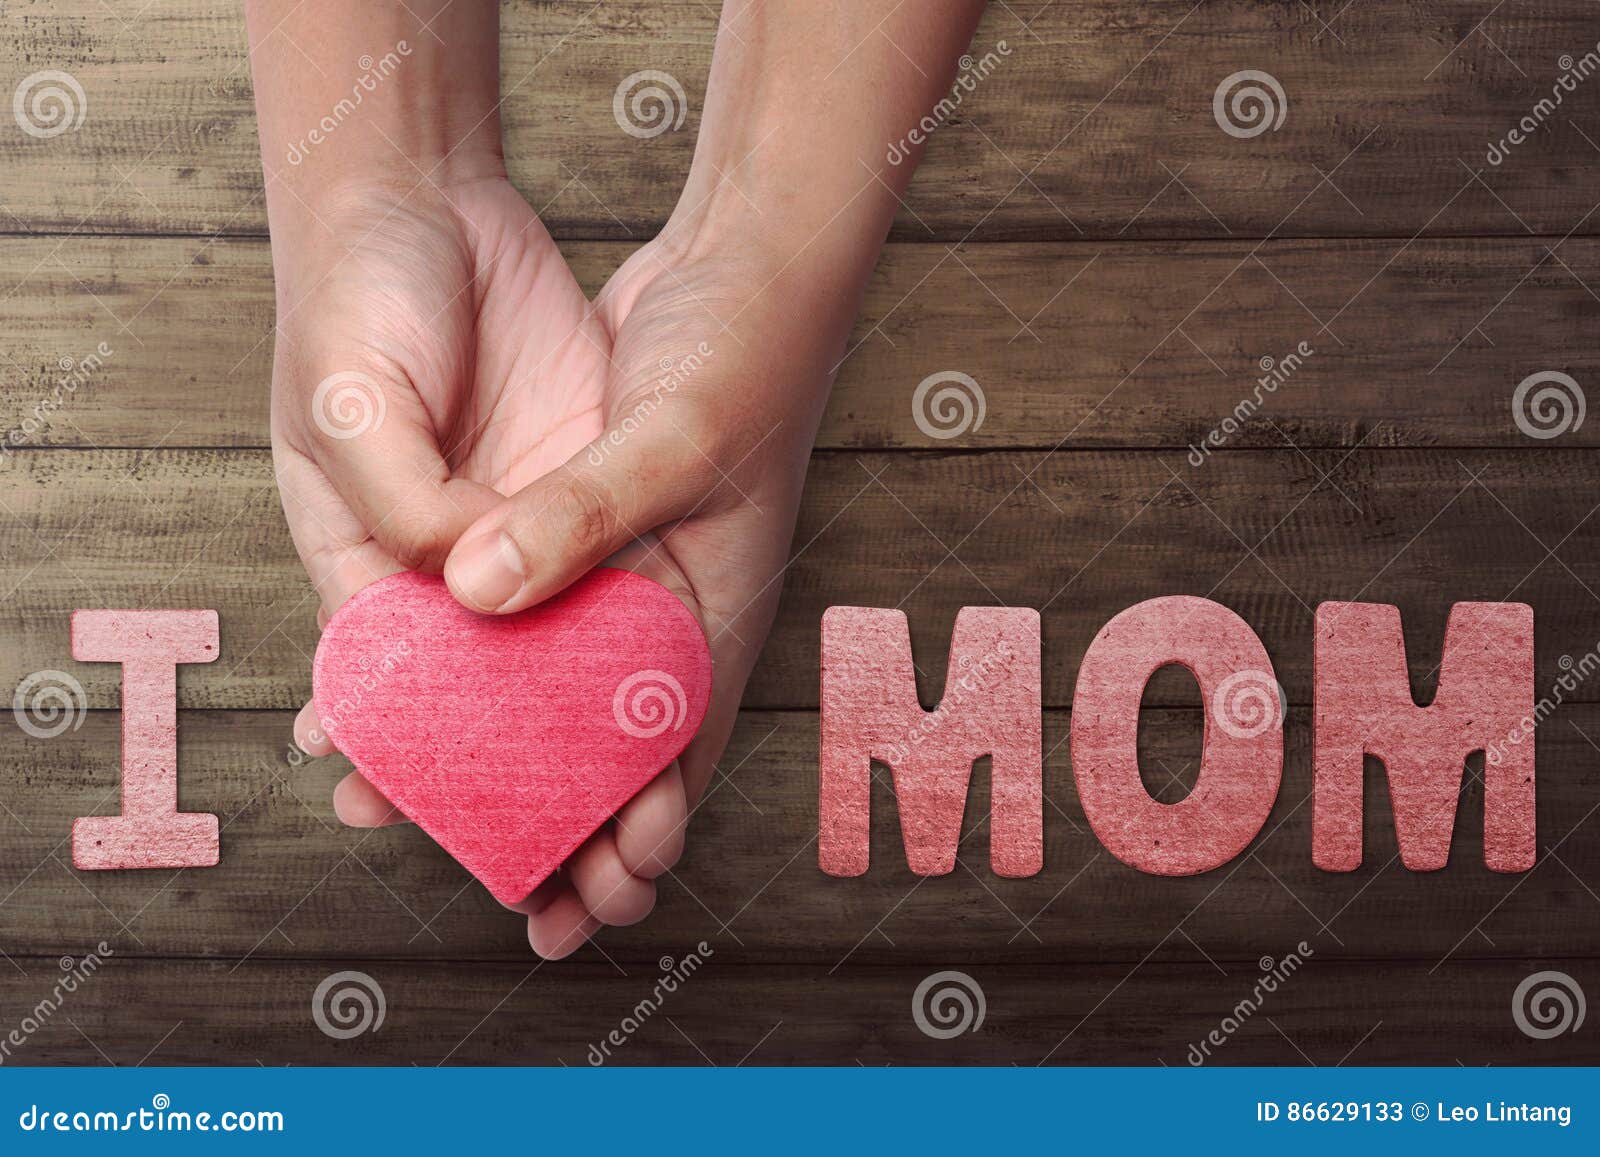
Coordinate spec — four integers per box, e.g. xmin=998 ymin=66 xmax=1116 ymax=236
xmin=3 ymin=2 xmax=1598 ymax=239
xmin=2 ymin=709 xmax=1596 ymax=965
xmin=2 ymin=237 xmax=1598 ymax=450
xmin=4 ymin=448 xmax=1599 ymax=710
xmin=0 ymin=956 xmax=1593 ymax=1066
xmin=3 ymin=0 xmax=1599 ymax=1071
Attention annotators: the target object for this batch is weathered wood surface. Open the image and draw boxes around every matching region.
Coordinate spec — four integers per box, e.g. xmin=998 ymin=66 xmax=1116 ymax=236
xmin=3 ymin=0 xmax=1599 ymax=1070
xmin=3 ymin=448 xmax=1599 ymax=710
xmin=0 ymin=956 xmax=1592 ymax=1066
xmin=1 ymin=709 xmax=1595 ymax=964
xmin=3 ymin=2 xmax=1598 ymax=240
xmin=2 ymin=237 xmax=1597 ymax=450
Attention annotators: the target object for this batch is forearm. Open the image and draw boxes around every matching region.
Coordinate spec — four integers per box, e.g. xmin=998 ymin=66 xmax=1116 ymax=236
xmin=244 ymin=0 xmax=504 ymax=255
xmin=676 ymin=0 xmax=989 ymax=306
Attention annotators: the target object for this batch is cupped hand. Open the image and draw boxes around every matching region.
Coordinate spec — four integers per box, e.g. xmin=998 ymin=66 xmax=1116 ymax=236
xmin=278 ymin=177 xmax=833 ymax=958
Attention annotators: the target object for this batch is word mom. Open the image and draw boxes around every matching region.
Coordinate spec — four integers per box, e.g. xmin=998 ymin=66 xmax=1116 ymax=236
xmin=819 ymin=597 xmax=1535 ymax=878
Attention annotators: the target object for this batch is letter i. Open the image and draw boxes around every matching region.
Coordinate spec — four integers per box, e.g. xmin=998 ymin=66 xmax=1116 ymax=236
xmin=70 ymin=610 xmax=220 ymax=869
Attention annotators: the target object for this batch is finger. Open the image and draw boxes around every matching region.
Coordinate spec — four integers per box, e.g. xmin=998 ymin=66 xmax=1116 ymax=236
xmin=613 ymin=762 xmax=688 ymax=879
xmin=331 ymin=772 xmax=411 ymax=827
xmin=293 ymin=700 xmax=336 ymax=758
xmin=444 ymin=420 xmax=716 ymax=614
xmin=569 ymin=826 xmax=657 ymax=926
xmin=676 ymin=577 xmax=785 ymax=805
xmin=502 ymin=870 xmax=568 ymax=916
xmin=527 ymin=891 xmax=601 ymax=959
xmin=295 ymin=361 xmax=502 ymax=572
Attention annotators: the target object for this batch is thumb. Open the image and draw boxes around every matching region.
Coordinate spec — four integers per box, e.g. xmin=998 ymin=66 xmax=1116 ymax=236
xmin=443 ymin=425 xmax=713 ymax=614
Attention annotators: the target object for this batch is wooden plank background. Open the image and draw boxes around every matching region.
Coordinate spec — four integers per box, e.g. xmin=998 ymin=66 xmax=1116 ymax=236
xmin=2 ymin=0 xmax=1599 ymax=1065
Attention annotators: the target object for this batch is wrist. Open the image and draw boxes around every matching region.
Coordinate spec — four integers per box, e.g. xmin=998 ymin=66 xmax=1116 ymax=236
xmin=246 ymin=1 xmax=504 ymax=252
xmin=664 ymin=137 xmax=888 ymax=306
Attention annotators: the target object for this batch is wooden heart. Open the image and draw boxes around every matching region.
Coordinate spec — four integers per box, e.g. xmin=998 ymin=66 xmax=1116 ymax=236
xmin=312 ymin=569 xmax=711 ymax=903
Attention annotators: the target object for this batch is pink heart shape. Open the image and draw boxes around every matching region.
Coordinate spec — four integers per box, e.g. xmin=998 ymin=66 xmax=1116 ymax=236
xmin=312 ymin=569 xmax=712 ymax=904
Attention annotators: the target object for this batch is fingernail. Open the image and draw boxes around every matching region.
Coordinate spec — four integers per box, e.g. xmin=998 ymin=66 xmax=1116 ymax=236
xmin=447 ymin=531 xmax=524 ymax=611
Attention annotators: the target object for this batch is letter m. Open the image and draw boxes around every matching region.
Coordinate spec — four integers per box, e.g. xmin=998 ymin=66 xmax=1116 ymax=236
xmin=1312 ymin=602 xmax=1534 ymax=872
xmin=819 ymin=607 xmax=1041 ymax=877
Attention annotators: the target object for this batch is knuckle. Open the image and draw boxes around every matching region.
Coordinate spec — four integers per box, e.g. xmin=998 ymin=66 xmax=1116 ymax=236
xmin=380 ymin=510 xmax=452 ymax=571
xmin=548 ymin=479 xmax=620 ymax=560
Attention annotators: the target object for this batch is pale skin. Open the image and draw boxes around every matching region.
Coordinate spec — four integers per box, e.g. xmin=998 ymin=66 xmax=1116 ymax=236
xmin=246 ymin=0 xmax=987 ymax=957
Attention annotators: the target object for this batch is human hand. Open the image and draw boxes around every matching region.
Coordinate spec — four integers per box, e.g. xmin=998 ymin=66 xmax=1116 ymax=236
xmin=282 ymin=177 xmax=838 ymax=958
xmin=251 ymin=0 xmax=987 ymax=960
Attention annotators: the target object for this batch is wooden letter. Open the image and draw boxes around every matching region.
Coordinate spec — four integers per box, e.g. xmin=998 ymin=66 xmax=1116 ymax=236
xmin=71 ymin=609 xmax=220 ymax=870
xmin=820 ymin=606 xmax=1042 ymax=877
xmin=1072 ymin=596 xmax=1283 ymax=875
xmin=1312 ymin=602 xmax=1534 ymax=872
